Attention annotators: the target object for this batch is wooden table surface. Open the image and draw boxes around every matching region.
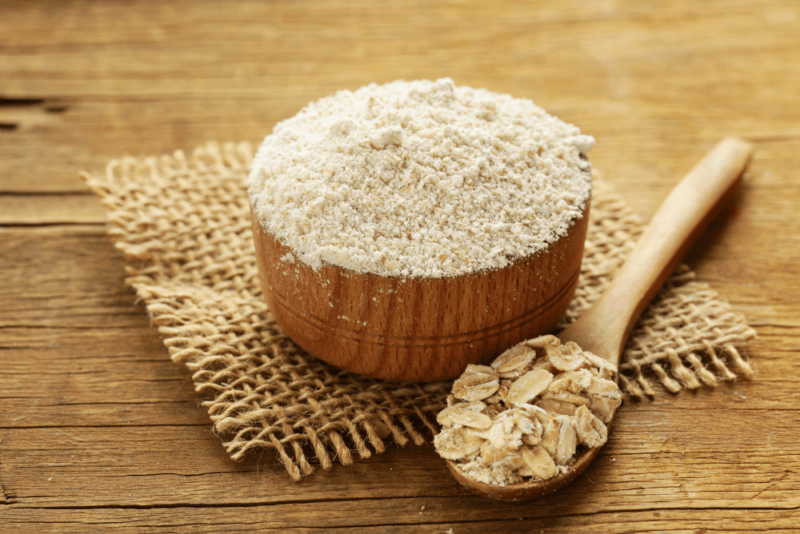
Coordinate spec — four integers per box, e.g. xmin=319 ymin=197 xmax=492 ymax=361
xmin=2 ymin=1 xmax=799 ymax=532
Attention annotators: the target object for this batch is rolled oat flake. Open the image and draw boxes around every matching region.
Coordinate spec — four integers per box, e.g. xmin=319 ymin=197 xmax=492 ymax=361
xmin=435 ymin=335 xmax=622 ymax=486
xmin=248 ymin=78 xmax=594 ymax=278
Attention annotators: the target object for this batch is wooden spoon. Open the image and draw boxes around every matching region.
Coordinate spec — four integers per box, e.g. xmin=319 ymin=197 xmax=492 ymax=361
xmin=446 ymin=136 xmax=754 ymax=501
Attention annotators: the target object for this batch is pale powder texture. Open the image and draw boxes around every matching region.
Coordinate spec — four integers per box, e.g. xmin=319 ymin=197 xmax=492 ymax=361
xmin=248 ymin=78 xmax=594 ymax=277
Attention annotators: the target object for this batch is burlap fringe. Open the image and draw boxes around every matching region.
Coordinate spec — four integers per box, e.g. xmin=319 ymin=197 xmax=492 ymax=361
xmin=560 ymin=179 xmax=756 ymax=399
xmin=83 ymin=141 xmax=756 ymax=480
xmin=618 ymin=270 xmax=756 ymax=398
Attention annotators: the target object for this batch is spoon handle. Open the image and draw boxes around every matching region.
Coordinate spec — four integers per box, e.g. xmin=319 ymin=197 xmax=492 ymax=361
xmin=559 ymin=137 xmax=753 ymax=365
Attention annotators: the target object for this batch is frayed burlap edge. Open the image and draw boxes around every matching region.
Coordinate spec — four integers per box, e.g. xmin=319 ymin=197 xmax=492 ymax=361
xmin=559 ymin=179 xmax=757 ymax=398
xmin=82 ymin=141 xmax=756 ymax=480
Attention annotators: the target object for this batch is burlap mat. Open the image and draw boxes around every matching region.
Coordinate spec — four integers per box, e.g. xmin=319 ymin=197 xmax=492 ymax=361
xmin=82 ymin=141 xmax=756 ymax=480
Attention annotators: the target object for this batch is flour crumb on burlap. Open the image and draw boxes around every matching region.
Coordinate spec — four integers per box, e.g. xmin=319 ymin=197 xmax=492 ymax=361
xmin=248 ymin=78 xmax=594 ymax=277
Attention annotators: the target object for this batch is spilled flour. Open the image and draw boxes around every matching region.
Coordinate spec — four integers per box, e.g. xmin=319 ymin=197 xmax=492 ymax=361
xmin=248 ymin=78 xmax=594 ymax=277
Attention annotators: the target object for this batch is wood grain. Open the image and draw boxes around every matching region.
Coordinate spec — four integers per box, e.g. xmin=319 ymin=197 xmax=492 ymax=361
xmin=2 ymin=0 xmax=800 ymax=531
xmin=254 ymin=207 xmax=588 ymax=381
xmin=561 ymin=138 xmax=753 ymax=366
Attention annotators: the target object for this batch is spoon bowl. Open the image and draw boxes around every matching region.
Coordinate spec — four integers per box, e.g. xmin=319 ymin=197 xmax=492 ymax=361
xmin=446 ymin=137 xmax=753 ymax=500
xmin=447 ymin=434 xmax=605 ymax=501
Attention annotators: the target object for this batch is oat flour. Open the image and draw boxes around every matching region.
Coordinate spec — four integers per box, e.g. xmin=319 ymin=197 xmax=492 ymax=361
xmin=248 ymin=78 xmax=594 ymax=277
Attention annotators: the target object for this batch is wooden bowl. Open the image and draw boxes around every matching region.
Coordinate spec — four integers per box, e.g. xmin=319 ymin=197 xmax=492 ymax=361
xmin=252 ymin=201 xmax=589 ymax=382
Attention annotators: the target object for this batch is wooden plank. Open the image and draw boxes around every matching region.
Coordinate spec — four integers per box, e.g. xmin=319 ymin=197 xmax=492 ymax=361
xmin=0 ymin=319 xmax=796 ymax=427
xmin=0 ymin=1 xmax=797 ymax=98
xmin=8 ymin=148 xmax=794 ymax=280
xmin=2 ymin=509 xmax=799 ymax=534
xmin=0 ymin=226 xmax=210 ymax=428
xmin=2 ymin=135 xmax=799 ymax=243
xmin=2 ymin=0 xmax=800 ymax=531
xmin=0 ymin=194 xmax=106 ymax=225
xmin=0 ymin=227 xmax=139 ymax=329
xmin=1 ymin=97 xmax=798 ymax=194
xmin=0 ymin=326 xmax=798 ymax=431
xmin=0 ymin=418 xmax=798 ymax=527
xmin=1 ymin=1 xmax=799 ymax=193
xmin=0 ymin=341 xmax=209 ymax=429
xmin=2 ymin=403 xmax=799 ymax=508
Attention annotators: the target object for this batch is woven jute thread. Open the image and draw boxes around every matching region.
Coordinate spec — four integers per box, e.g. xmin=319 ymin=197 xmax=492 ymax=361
xmin=83 ymin=141 xmax=756 ymax=480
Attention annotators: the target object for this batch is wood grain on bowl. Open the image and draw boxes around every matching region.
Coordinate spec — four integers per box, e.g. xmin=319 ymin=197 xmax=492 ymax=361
xmin=253 ymin=203 xmax=589 ymax=381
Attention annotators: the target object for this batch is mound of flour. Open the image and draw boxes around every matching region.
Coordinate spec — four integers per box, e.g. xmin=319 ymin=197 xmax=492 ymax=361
xmin=248 ymin=78 xmax=594 ymax=278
